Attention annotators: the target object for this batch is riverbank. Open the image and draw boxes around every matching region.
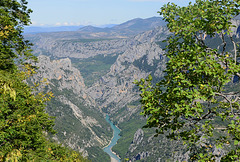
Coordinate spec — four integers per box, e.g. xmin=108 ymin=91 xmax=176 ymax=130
xmin=111 ymin=157 xmax=118 ymax=162
xmin=111 ymin=148 xmax=121 ymax=161
xmin=103 ymin=138 xmax=120 ymax=162
xmin=103 ymin=134 xmax=114 ymax=149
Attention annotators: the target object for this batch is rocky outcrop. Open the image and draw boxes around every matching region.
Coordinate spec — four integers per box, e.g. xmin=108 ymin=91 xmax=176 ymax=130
xmin=30 ymin=55 xmax=112 ymax=161
xmin=129 ymin=152 xmax=150 ymax=162
xmin=231 ymin=17 xmax=240 ymax=37
xmin=33 ymin=39 xmax=137 ymax=58
xmin=83 ymin=27 xmax=169 ymax=118
xmin=32 ymin=55 xmax=95 ymax=105
xmin=132 ymin=26 xmax=169 ymax=43
xmin=126 ymin=130 xmax=189 ymax=162
xmin=35 ymin=56 xmax=84 ymax=89
xmin=129 ymin=129 xmax=144 ymax=152
xmin=87 ymin=41 xmax=167 ymax=120
xmin=58 ymin=95 xmax=108 ymax=147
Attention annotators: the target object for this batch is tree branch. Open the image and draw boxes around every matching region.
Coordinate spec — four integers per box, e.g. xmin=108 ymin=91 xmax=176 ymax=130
xmin=215 ymin=92 xmax=233 ymax=112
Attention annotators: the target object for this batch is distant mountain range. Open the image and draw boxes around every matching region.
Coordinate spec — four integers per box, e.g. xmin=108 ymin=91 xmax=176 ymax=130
xmin=24 ymin=26 xmax=84 ymax=34
xmin=79 ymin=17 xmax=166 ymax=31
xmin=24 ymin=17 xmax=166 ymax=34
xmin=24 ymin=15 xmax=240 ymax=35
xmin=24 ymin=25 xmax=118 ymax=34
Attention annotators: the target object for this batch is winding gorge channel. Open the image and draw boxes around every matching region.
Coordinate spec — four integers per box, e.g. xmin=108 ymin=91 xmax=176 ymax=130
xmin=103 ymin=115 xmax=121 ymax=162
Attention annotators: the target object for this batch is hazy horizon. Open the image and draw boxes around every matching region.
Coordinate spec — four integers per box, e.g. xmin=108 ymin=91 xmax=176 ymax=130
xmin=27 ymin=0 xmax=193 ymax=27
xmin=26 ymin=16 xmax=161 ymax=28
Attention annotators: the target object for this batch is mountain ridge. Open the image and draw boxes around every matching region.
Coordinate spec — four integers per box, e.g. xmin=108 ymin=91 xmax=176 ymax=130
xmin=24 ymin=16 xmax=166 ymax=36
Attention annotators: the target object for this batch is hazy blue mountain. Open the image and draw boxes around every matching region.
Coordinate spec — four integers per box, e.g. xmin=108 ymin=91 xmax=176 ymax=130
xmin=98 ymin=24 xmax=117 ymax=28
xmin=24 ymin=17 xmax=167 ymax=40
xmin=77 ymin=17 xmax=167 ymax=36
xmin=24 ymin=24 xmax=117 ymax=34
xmin=112 ymin=17 xmax=167 ymax=31
xmin=78 ymin=25 xmax=110 ymax=33
xmin=24 ymin=26 xmax=84 ymax=34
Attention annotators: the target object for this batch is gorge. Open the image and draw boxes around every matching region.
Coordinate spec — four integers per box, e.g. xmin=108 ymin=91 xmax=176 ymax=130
xmin=26 ymin=16 xmax=240 ymax=161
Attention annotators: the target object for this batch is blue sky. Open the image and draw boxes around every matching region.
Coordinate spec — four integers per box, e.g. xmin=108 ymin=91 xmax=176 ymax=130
xmin=27 ymin=0 xmax=193 ymax=27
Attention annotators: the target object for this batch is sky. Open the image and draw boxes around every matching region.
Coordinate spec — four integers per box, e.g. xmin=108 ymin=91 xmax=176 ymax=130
xmin=27 ymin=0 xmax=193 ymax=27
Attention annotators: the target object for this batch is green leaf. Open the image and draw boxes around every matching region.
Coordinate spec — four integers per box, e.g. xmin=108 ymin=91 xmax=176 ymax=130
xmin=234 ymin=140 xmax=239 ymax=145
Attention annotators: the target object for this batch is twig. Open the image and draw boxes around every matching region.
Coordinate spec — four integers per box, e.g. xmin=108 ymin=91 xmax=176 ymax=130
xmin=215 ymin=92 xmax=233 ymax=113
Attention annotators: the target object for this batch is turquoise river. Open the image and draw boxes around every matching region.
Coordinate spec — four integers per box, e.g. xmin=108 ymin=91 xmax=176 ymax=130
xmin=103 ymin=115 xmax=121 ymax=162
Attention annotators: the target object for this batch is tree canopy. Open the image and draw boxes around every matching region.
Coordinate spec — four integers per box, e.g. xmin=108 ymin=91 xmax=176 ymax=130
xmin=136 ymin=0 xmax=240 ymax=161
xmin=0 ymin=0 xmax=88 ymax=161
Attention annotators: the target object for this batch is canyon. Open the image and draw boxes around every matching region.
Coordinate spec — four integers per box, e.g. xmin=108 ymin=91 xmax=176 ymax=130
xmin=26 ymin=17 xmax=240 ymax=161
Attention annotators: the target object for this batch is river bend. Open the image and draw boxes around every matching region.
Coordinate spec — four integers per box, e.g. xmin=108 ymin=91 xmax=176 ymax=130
xmin=103 ymin=115 xmax=121 ymax=162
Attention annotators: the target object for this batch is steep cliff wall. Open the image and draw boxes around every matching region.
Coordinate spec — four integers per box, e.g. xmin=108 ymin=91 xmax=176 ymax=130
xmin=87 ymin=42 xmax=167 ymax=118
xmin=31 ymin=55 xmax=112 ymax=161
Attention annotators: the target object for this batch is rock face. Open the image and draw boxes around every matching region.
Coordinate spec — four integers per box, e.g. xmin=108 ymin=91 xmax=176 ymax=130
xmin=87 ymin=42 xmax=167 ymax=117
xmin=33 ymin=55 xmax=86 ymax=95
xmin=30 ymin=55 xmax=112 ymax=161
xmin=232 ymin=17 xmax=240 ymax=37
xmin=129 ymin=129 xmax=144 ymax=152
xmin=31 ymin=38 xmax=137 ymax=59
xmin=126 ymin=130 xmax=189 ymax=162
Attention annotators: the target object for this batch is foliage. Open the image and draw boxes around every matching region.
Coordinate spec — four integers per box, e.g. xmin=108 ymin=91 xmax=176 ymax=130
xmin=0 ymin=0 xmax=88 ymax=161
xmin=135 ymin=0 xmax=240 ymax=161
xmin=0 ymin=0 xmax=36 ymax=71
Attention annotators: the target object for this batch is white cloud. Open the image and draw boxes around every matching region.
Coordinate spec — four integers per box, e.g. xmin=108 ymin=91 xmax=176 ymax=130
xmin=55 ymin=22 xmax=62 ymax=26
xmin=30 ymin=21 xmax=46 ymax=26
xmin=54 ymin=22 xmax=84 ymax=26
xmin=63 ymin=22 xmax=69 ymax=26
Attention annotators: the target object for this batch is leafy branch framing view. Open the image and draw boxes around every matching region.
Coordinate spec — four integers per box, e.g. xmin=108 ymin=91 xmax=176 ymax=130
xmin=0 ymin=0 xmax=88 ymax=161
xmin=136 ymin=0 xmax=240 ymax=161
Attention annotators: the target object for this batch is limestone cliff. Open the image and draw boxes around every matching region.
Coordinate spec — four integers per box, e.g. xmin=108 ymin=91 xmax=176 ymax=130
xmin=30 ymin=55 xmax=112 ymax=161
xmin=33 ymin=55 xmax=86 ymax=95
xmin=87 ymin=42 xmax=167 ymax=117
